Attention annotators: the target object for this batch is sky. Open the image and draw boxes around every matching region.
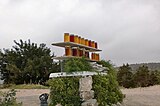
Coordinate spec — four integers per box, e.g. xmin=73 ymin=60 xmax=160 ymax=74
xmin=0 ymin=0 xmax=160 ymax=66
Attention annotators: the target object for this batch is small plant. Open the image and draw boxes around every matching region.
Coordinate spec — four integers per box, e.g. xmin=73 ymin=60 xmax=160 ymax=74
xmin=0 ymin=89 xmax=22 ymax=106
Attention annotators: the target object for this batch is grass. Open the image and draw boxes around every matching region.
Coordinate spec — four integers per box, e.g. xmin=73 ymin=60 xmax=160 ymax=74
xmin=0 ymin=84 xmax=49 ymax=89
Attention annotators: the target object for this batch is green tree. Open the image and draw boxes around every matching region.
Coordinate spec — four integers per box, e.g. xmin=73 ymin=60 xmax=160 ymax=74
xmin=117 ymin=64 xmax=135 ymax=88
xmin=149 ymin=70 xmax=160 ymax=86
xmin=134 ymin=65 xmax=150 ymax=87
xmin=1 ymin=39 xmax=58 ymax=84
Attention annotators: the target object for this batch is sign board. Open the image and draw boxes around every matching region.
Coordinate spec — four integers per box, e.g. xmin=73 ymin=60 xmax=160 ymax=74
xmin=49 ymin=71 xmax=107 ymax=78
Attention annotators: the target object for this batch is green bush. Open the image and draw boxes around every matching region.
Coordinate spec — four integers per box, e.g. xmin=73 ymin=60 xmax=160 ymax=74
xmin=48 ymin=59 xmax=124 ymax=106
xmin=48 ymin=77 xmax=81 ymax=106
xmin=93 ymin=75 xmax=123 ymax=106
xmin=64 ymin=57 xmax=93 ymax=73
xmin=93 ymin=60 xmax=123 ymax=106
xmin=0 ymin=89 xmax=22 ymax=106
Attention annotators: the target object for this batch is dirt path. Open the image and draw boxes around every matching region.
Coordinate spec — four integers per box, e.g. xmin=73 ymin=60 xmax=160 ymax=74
xmin=1 ymin=85 xmax=160 ymax=106
xmin=0 ymin=89 xmax=50 ymax=106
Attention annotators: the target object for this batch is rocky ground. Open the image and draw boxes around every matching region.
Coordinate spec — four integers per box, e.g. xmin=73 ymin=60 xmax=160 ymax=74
xmin=1 ymin=85 xmax=160 ymax=106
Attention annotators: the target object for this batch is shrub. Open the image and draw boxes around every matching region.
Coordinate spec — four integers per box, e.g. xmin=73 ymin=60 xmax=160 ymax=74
xmin=64 ymin=57 xmax=93 ymax=73
xmin=48 ymin=77 xmax=81 ymax=106
xmin=0 ymin=89 xmax=22 ymax=106
xmin=93 ymin=60 xmax=123 ymax=106
xmin=48 ymin=59 xmax=124 ymax=106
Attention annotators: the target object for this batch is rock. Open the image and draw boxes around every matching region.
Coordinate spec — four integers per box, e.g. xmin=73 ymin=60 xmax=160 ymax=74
xmin=56 ymin=104 xmax=62 ymax=106
xmin=81 ymin=99 xmax=98 ymax=106
xmin=79 ymin=76 xmax=92 ymax=91
xmin=80 ymin=90 xmax=94 ymax=101
xmin=112 ymin=102 xmax=123 ymax=106
xmin=116 ymin=102 xmax=123 ymax=106
xmin=90 ymin=62 xmax=108 ymax=72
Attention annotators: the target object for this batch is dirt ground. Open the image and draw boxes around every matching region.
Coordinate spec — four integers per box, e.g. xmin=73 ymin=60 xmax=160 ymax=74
xmin=121 ymin=85 xmax=160 ymax=106
xmin=0 ymin=89 xmax=50 ymax=106
xmin=1 ymin=85 xmax=160 ymax=106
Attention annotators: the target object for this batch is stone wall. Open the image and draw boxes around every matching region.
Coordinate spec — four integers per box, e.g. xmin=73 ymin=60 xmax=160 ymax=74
xmin=79 ymin=76 xmax=98 ymax=106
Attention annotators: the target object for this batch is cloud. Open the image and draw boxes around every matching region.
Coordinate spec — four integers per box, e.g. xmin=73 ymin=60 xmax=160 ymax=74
xmin=0 ymin=0 xmax=160 ymax=65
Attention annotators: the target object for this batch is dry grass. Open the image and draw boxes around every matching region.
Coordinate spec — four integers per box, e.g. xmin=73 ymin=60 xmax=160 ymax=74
xmin=121 ymin=85 xmax=160 ymax=106
xmin=0 ymin=84 xmax=49 ymax=89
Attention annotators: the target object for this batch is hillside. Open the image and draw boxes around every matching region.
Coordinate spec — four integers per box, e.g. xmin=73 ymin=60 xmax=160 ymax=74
xmin=129 ymin=63 xmax=160 ymax=71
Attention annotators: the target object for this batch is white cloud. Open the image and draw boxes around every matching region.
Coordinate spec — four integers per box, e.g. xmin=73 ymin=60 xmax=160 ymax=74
xmin=0 ymin=0 xmax=160 ymax=65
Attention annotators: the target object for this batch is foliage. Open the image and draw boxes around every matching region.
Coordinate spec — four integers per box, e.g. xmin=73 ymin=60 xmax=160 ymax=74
xmin=129 ymin=63 xmax=160 ymax=72
xmin=48 ymin=60 xmax=123 ymax=106
xmin=0 ymin=89 xmax=22 ymax=106
xmin=0 ymin=50 xmax=6 ymax=81
xmin=64 ymin=57 xmax=93 ymax=73
xmin=134 ymin=65 xmax=150 ymax=87
xmin=117 ymin=64 xmax=160 ymax=88
xmin=48 ymin=77 xmax=81 ymax=106
xmin=0 ymin=39 xmax=59 ymax=84
xmin=117 ymin=64 xmax=135 ymax=88
xmin=93 ymin=60 xmax=123 ymax=106
xmin=149 ymin=70 xmax=160 ymax=85
xmin=0 ymin=84 xmax=49 ymax=89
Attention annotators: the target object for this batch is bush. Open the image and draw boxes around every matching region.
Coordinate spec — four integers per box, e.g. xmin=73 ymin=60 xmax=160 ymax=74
xmin=0 ymin=89 xmax=22 ymax=106
xmin=64 ymin=57 xmax=93 ymax=73
xmin=93 ymin=60 xmax=123 ymax=106
xmin=48 ymin=59 xmax=124 ymax=106
xmin=48 ymin=77 xmax=81 ymax=106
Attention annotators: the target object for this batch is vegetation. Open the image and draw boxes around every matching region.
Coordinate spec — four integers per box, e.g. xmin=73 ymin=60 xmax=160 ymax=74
xmin=0 ymin=84 xmax=49 ymax=89
xmin=93 ymin=60 xmax=123 ymax=106
xmin=134 ymin=65 xmax=150 ymax=87
xmin=0 ymin=89 xmax=22 ymax=106
xmin=117 ymin=64 xmax=160 ymax=88
xmin=64 ymin=57 xmax=93 ymax=73
xmin=1 ymin=39 xmax=124 ymax=105
xmin=49 ymin=59 xmax=123 ymax=106
xmin=0 ymin=39 xmax=59 ymax=84
xmin=129 ymin=63 xmax=160 ymax=72
xmin=117 ymin=64 xmax=135 ymax=88
xmin=48 ymin=77 xmax=81 ymax=106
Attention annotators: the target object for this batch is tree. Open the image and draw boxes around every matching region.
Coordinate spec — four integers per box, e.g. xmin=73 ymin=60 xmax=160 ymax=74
xmin=134 ymin=65 xmax=150 ymax=87
xmin=1 ymin=39 xmax=58 ymax=84
xmin=149 ymin=70 xmax=160 ymax=86
xmin=117 ymin=64 xmax=135 ymax=88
